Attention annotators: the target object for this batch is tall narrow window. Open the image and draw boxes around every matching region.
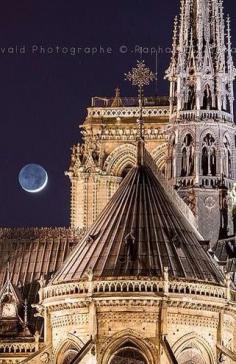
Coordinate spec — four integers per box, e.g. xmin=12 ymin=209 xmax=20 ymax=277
xmin=203 ymin=84 xmax=212 ymax=109
xmin=201 ymin=133 xmax=216 ymax=176
xmin=181 ymin=134 xmax=194 ymax=177
xmin=223 ymin=136 xmax=232 ymax=178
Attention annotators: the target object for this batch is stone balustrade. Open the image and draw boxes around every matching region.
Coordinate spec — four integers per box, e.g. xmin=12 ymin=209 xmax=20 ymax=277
xmin=0 ymin=342 xmax=41 ymax=354
xmin=176 ymin=176 xmax=234 ymax=189
xmin=177 ymin=110 xmax=233 ymax=123
xmin=87 ymin=106 xmax=170 ymax=119
xmin=42 ymin=278 xmax=227 ymax=301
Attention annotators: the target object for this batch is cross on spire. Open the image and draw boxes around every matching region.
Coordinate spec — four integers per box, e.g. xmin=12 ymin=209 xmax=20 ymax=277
xmin=125 ymin=60 xmax=156 ymax=139
xmin=125 ymin=60 xmax=156 ymax=165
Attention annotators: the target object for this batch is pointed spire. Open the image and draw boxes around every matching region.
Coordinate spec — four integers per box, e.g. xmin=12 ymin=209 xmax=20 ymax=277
xmin=111 ymin=87 xmax=123 ymax=107
xmin=166 ymin=0 xmax=235 ymax=118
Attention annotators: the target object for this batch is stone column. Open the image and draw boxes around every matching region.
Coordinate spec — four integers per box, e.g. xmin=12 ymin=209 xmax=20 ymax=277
xmin=44 ymin=308 xmax=52 ymax=345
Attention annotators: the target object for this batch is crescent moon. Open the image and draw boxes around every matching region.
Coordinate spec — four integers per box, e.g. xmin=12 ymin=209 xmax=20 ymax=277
xmin=23 ymin=172 xmax=48 ymax=193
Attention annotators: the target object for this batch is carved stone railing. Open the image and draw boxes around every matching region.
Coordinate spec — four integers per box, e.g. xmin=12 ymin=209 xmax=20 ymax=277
xmin=42 ymin=278 xmax=226 ymax=301
xmin=176 ymin=176 xmax=234 ymax=190
xmin=86 ymin=127 xmax=167 ymax=142
xmin=177 ymin=110 xmax=233 ymax=123
xmin=176 ymin=176 xmax=195 ymax=187
xmin=87 ymin=106 xmax=170 ymax=119
xmin=200 ymin=176 xmax=234 ymax=189
xmin=0 ymin=342 xmax=42 ymax=354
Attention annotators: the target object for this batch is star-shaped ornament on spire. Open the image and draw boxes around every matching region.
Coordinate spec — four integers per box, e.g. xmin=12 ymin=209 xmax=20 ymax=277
xmin=125 ymin=60 xmax=156 ymax=139
xmin=125 ymin=60 xmax=156 ymax=97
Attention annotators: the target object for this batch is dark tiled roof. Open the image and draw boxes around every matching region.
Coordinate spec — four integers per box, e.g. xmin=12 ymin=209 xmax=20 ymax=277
xmin=0 ymin=228 xmax=81 ymax=334
xmin=52 ymin=163 xmax=224 ymax=285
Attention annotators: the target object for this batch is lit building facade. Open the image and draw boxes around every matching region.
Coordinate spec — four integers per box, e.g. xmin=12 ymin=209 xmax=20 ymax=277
xmin=1 ymin=1 xmax=236 ymax=364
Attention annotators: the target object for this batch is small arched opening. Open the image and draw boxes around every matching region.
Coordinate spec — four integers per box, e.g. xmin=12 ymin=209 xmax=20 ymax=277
xmin=223 ymin=135 xmax=232 ymax=178
xmin=61 ymin=348 xmax=78 ymax=364
xmin=178 ymin=346 xmax=207 ymax=364
xmin=56 ymin=339 xmax=82 ymax=364
xmin=173 ymin=333 xmax=215 ymax=364
xmin=181 ymin=134 xmax=194 ymax=177
xmin=102 ymin=331 xmax=157 ymax=364
xmin=202 ymin=84 xmax=212 ymax=110
xmin=109 ymin=341 xmax=148 ymax=364
xmin=201 ymin=133 xmax=217 ymax=176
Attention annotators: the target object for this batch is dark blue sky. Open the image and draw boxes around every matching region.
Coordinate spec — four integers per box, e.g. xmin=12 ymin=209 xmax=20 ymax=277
xmin=0 ymin=0 xmax=235 ymax=227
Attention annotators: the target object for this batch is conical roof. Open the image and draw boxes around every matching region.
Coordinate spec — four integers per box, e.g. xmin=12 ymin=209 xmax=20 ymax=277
xmin=52 ymin=158 xmax=223 ymax=285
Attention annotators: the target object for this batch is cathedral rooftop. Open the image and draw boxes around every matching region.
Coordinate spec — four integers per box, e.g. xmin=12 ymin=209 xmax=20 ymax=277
xmin=0 ymin=227 xmax=81 ymax=334
xmin=51 ymin=150 xmax=224 ymax=286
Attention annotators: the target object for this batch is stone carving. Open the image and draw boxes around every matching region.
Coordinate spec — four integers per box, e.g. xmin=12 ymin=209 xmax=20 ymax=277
xmin=40 ymin=352 xmax=50 ymax=364
xmin=204 ymin=196 xmax=216 ymax=210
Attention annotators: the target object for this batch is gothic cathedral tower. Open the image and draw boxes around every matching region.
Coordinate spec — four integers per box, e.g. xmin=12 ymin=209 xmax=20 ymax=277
xmin=166 ymin=0 xmax=236 ymax=242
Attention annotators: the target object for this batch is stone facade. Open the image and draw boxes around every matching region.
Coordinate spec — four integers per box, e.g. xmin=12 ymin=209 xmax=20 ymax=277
xmin=25 ymin=277 xmax=236 ymax=364
xmin=165 ymin=0 xmax=236 ymax=241
xmin=67 ymin=93 xmax=170 ymax=231
xmin=1 ymin=0 xmax=236 ymax=363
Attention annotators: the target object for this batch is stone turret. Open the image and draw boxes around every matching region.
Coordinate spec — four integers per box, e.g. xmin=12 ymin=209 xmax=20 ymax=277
xmin=166 ymin=0 xmax=236 ymax=241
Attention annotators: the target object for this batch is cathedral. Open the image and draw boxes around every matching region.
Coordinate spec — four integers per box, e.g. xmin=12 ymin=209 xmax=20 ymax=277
xmin=1 ymin=0 xmax=236 ymax=363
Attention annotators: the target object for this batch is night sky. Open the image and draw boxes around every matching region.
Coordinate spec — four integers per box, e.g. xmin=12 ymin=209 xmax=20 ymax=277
xmin=0 ymin=0 xmax=235 ymax=228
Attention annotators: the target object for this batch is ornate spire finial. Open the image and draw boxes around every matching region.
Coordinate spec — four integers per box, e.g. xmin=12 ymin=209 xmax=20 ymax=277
xmin=125 ymin=60 xmax=156 ymax=165
xmin=166 ymin=0 xmax=236 ymax=118
xmin=125 ymin=60 xmax=156 ymax=98
xmin=125 ymin=60 xmax=156 ymax=138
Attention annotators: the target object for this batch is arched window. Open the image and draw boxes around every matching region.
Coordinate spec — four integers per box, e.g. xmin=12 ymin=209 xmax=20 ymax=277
xmin=62 ymin=349 xmax=78 ymax=364
xmin=178 ymin=347 xmax=207 ymax=364
xmin=57 ymin=342 xmax=80 ymax=364
xmin=186 ymin=85 xmax=196 ymax=110
xmin=223 ymin=136 xmax=232 ymax=178
xmin=202 ymin=84 xmax=212 ymax=110
xmin=110 ymin=342 xmax=148 ymax=364
xmin=201 ymin=133 xmax=216 ymax=176
xmin=181 ymin=147 xmax=187 ymax=176
xmin=181 ymin=134 xmax=194 ymax=177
